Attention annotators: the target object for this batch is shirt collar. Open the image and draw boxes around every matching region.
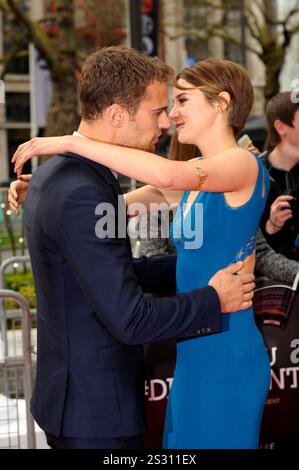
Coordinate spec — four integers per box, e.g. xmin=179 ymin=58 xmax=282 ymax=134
xmin=72 ymin=131 xmax=117 ymax=179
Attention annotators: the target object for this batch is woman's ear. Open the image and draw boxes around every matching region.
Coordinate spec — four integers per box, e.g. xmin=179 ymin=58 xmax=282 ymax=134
xmin=217 ymin=91 xmax=231 ymax=112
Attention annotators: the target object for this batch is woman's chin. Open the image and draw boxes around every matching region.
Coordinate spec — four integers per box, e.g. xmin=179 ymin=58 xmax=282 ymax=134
xmin=177 ymin=133 xmax=186 ymax=143
xmin=177 ymin=133 xmax=191 ymax=145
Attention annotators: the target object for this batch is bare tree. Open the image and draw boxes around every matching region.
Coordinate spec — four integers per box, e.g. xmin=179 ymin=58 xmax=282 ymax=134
xmin=0 ymin=0 xmax=126 ymax=136
xmin=164 ymin=0 xmax=299 ymax=101
xmin=0 ymin=0 xmax=79 ymax=135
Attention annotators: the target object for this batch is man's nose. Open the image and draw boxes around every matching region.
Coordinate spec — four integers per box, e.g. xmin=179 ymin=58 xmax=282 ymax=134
xmin=159 ymin=111 xmax=170 ymax=129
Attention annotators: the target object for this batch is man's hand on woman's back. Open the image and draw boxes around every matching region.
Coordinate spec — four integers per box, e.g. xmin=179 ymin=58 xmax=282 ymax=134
xmin=209 ymin=261 xmax=255 ymax=313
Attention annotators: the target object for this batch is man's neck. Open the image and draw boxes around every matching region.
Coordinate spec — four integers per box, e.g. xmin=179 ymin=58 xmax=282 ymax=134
xmin=76 ymin=121 xmax=118 ymax=178
xmin=77 ymin=121 xmax=116 ymax=144
xmin=269 ymin=143 xmax=299 ymax=171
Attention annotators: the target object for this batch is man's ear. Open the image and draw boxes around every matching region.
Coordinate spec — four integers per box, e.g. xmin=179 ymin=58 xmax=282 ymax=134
xmin=217 ymin=91 xmax=231 ymax=112
xmin=106 ymin=104 xmax=126 ymax=128
xmin=274 ymin=119 xmax=287 ymax=138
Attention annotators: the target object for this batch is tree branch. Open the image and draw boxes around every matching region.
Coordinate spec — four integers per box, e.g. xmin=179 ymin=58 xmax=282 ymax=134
xmin=0 ymin=0 xmax=10 ymax=15
xmin=243 ymin=11 xmax=264 ymax=48
xmin=283 ymin=1 xmax=299 ymax=26
xmin=244 ymin=4 xmax=264 ymax=41
xmin=289 ymin=19 xmax=299 ymax=36
xmin=209 ymin=26 xmax=262 ymax=56
xmin=36 ymin=14 xmax=58 ymax=25
xmin=6 ymin=0 xmax=56 ymax=71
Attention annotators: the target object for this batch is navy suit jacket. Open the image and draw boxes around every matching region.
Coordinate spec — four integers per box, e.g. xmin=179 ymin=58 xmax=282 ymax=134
xmin=24 ymin=152 xmax=222 ymax=438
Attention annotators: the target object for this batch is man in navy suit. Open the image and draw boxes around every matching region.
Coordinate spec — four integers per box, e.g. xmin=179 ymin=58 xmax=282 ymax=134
xmin=11 ymin=47 xmax=254 ymax=449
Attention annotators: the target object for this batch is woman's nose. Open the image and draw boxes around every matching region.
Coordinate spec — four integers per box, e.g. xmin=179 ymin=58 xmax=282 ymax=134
xmin=169 ymin=106 xmax=178 ymax=120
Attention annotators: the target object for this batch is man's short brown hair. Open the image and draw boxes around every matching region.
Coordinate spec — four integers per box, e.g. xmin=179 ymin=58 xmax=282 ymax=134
xmin=266 ymin=91 xmax=299 ymax=147
xmin=79 ymin=46 xmax=173 ymax=120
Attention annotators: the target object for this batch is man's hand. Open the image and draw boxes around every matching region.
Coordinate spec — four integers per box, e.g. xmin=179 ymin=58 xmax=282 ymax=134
xmin=8 ymin=175 xmax=32 ymax=216
xmin=266 ymin=195 xmax=294 ymax=235
xmin=208 ymin=261 xmax=255 ymax=313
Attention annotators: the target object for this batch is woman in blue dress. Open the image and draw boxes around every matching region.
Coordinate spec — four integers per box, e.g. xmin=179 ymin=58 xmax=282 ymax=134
xmin=12 ymin=58 xmax=270 ymax=448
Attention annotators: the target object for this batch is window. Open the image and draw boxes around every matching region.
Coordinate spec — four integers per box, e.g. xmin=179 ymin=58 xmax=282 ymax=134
xmin=6 ymin=52 xmax=29 ymax=75
xmin=184 ymin=2 xmax=209 ymax=62
xmin=6 ymin=93 xmax=30 ymax=123
xmin=222 ymin=0 xmax=245 ymax=65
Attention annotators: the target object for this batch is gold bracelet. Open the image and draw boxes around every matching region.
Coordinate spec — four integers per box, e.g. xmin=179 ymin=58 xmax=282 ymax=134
xmin=195 ymin=167 xmax=208 ymax=190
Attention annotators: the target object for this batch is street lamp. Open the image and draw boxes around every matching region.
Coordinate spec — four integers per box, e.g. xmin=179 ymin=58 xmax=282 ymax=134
xmin=128 ymin=0 xmax=142 ymax=51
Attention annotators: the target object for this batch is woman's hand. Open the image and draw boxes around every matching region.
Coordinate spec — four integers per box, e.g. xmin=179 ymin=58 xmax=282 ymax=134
xmin=8 ymin=175 xmax=32 ymax=215
xmin=11 ymin=136 xmax=72 ymax=175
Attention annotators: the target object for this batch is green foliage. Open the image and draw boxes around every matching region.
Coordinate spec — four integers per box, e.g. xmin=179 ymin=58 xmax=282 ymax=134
xmin=0 ymin=229 xmax=24 ymax=248
xmin=3 ymin=270 xmax=36 ymax=309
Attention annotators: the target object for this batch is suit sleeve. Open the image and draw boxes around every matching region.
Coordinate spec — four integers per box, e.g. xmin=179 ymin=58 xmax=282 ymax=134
xmin=57 ymin=183 xmax=222 ymax=345
xmin=133 ymin=254 xmax=177 ymax=294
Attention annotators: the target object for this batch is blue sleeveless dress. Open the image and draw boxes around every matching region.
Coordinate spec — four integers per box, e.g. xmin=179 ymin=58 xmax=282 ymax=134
xmin=163 ymin=154 xmax=271 ymax=449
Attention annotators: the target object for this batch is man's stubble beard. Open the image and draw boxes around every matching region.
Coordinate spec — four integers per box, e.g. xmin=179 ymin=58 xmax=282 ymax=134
xmin=121 ymin=120 xmax=155 ymax=152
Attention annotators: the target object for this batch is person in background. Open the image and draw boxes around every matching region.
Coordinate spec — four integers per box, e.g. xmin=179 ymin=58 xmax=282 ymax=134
xmin=260 ymin=91 xmax=299 ymax=261
xmin=236 ymin=131 xmax=299 ymax=285
xmin=255 ymin=230 xmax=299 ymax=285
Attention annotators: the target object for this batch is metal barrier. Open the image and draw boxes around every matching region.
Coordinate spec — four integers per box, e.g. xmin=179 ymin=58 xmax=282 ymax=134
xmin=0 ymin=256 xmax=31 ymax=357
xmin=0 ymin=289 xmax=35 ymax=449
xmin=0 ymin=255 xmax=36 ymax=449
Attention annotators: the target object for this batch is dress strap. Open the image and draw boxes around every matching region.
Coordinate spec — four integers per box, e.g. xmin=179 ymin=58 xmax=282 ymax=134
xmin=249 ymin=152 xmax=269 ymax=200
